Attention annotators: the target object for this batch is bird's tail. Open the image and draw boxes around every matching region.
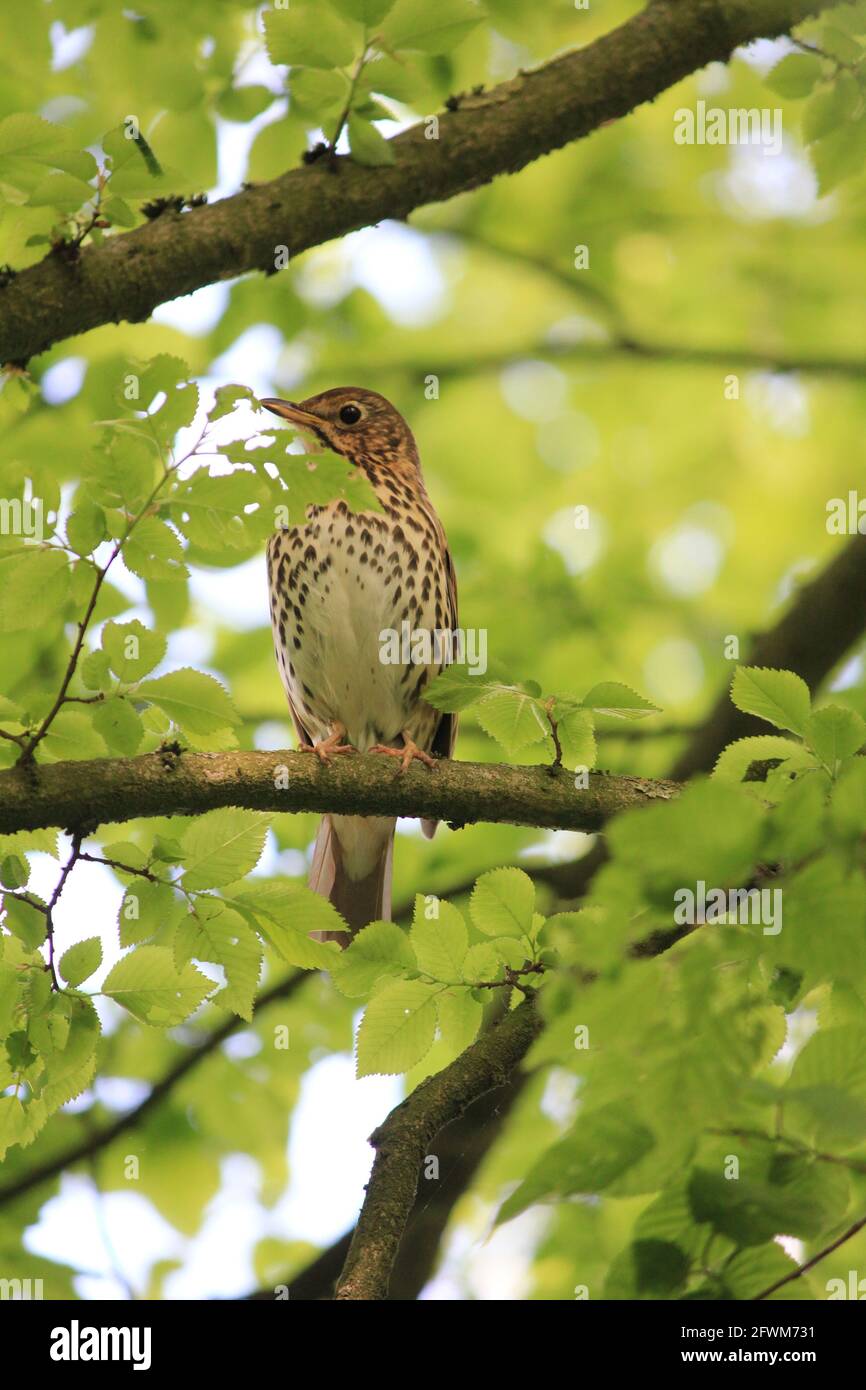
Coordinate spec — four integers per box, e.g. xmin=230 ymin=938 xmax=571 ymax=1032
xmin=308 ymin=813 xmax=395 ymax=945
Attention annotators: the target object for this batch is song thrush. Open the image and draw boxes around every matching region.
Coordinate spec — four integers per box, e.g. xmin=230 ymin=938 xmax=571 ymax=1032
xmin=261 ymin=388 xmax=458 ymax=943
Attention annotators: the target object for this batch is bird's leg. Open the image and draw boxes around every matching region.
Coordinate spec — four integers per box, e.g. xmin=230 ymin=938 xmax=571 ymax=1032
xmin=370 ymin=732 xmax=437 ymax=774
xmin=302 ymin=721 xmax=357 ymax=765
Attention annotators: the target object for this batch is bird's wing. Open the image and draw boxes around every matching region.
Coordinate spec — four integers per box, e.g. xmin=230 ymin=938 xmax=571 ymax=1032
xmin=429 ymin=539 xmax=459 ymax=761
xmin=286 ymin=688 xmax=314 ymax=749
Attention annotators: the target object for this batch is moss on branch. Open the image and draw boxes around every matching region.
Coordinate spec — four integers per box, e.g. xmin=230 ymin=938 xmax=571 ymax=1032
xmin=0 ymin=749 xmax=680 ymax=836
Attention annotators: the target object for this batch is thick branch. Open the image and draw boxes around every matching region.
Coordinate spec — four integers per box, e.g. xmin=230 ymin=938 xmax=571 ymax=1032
xmin=334 ymin=996 xmax=542 ymax=1301
xmin=671 ymin=533 xmax=866 ymax=779
xmin=0 ymin=0 xmax=831 ymax=364
xmin=0 ymin=750 xmax=679 ymax=837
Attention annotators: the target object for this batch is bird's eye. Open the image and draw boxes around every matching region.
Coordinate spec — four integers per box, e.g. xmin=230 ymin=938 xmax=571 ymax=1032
xmin=339 ymin=403 xmax=362 ymax=425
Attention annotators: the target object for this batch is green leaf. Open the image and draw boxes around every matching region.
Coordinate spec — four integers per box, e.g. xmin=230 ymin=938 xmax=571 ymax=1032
xmin=831 ymin=758 xmax=866 ymax=837
xmin=555 ymin=705 xmax=597 ymax=767
xmin=264 ymin=6 xmax=356 ymax=68
xmin=207 ymin=383 xmax=259 ymax=423
xmin=461 ymin=941 xmax=502 ymax=982
xmin=713 ymin=734 xmax=807 ymax=783
xmin=2 ymin=894 xmax=45 ymax=949
xmin=356 ymin=978 xmax=439 ymax=1076
xmin=436 ymin=988 xmax=482 ymax=1055
xmin=381 ymin=0 xmax=482 ymax=53
xmin=802 ymin=73 xmax=860 ymax=143
xmin=332 ymin=919 xmax=415 ymax=996
xmin=730 ymin=666 xmax=811 ymax=735
xmin=289 ymin=68 xmax=349 ymax=118
xmin=0 ymin=548 xmax=69 ymax=634
xmin=410 ymin=897 xmax=467 ymax=979
xmin=181 ymin=809 xmax=271 ymax=891
xmin=476 ymin=688 xmax=548 ymax=752
xmin=788 ymin=1025 xmax=866 ymax=1147
xmin=497 ymin=1102 xmax=656 ymax=1225
xmin=424 ymin=666 xmax=494 ymax=712
xmin=764 ymin=52 xmax=824 ymax=98
xmin=66 ymin=502 xmax=106 ymax=556
xmin=805 ymin=705 xmax=866 ymax=768
xmin=580 ymin=681 xmax=660 ymax=720
xmin=124 ymin=518 xmax=187 ymax=581
xmin=102 ymin=945 xmax=213 ymax=1026
xmin=189 ymin=905 xmax=262 ymax=1021
xmin=80 ymin=649 xmax=113 ymax=692
xmin=347 ymin=114 xmax=396 ymax=166
xmin=101 ymin=619 xmax=166 ymax=682
xmin=58 ymin=937 xmax=102 ymax=987
xmin=0 ymin=854 xmax=28 ymax=889
xmin=330 ymin=0 xmax=396 ymax=22
xmin=811 ymin=113 xmax=866 ymax=193
xmin=92 ymin=697 xmax=144 ymax=755
xmin=469 ymin=867 xmax=534 ymax=939
xmin=119 ymin=879 xmax=184 ymax=948
xmin=137 ymin=668 xmax=241 ymax=734
xmin=228 ymin=881 xmax=347 ymax=969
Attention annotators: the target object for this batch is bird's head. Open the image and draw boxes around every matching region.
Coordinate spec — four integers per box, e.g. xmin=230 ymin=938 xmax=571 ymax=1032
xmin=260 ymin=387 xmax=419 ymax=472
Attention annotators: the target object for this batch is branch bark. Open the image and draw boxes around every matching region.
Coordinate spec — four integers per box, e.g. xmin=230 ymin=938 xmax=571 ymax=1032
xmin=334 ymin=995 xmax=542 ymax=1301
xmin=0 ymin=0 xmax=832 ymax=364
xmin=0 ymin=749 xmax=679 ymax=836
xmin=671 ymin=533 xmax=866 ymax=780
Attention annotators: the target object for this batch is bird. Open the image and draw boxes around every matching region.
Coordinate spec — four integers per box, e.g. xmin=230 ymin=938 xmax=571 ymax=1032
xmin=261 ymin=387 xmax=458 ymax=944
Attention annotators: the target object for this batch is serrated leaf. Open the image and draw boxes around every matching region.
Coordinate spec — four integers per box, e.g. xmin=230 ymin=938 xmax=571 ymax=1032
xmin=330 ymin=0 xmax=396 ymax=22
xmin=805 ymin=705 xmax=866 ymax=768
xmin=477 ymin=688 xmax=548 ymax=752
xmin=124 ymin=517 xmax=187 ymax=581
xmin=580 ymin=681 xmax=660 ymax=720
xmin=381 ymin=0 xmax=481 ymax=53
xmin=332 ymin=919 xmax=415 ymax=996
xmin=410 ymin=897 xmax=467 ymax=979
xmin=424 ymin=666 xmax=494 ymax=712
xmin=764 ymin=52 xmax=824 ymax=98
xmin=138 ymin=668 xmax=240 ymax=734
xmin=264 ymin=5 xmax=355 ymax=68
xmin=181 ymin=809 xmax=271 ymax=890
xmin=356 ymin=978 xmax=439 ymax=1076
xmin=192 ymin=906 xmax=262 ymax=1021
xmin=713 ymin=734 xmax=806 ymax=783
xmin=92 ymin=697 xmax=144 ymax=755
xmin=497 ymin=1102 xmax=655 ymax=1225
xmin=469 ymin=867 xmax=534 ymax=938
xmin=101 ymin=619 xmax=166 ymax=682
xmin=730 ymin=666 xmax=811 ymax=735
xmin=102 ymin=945 xmax=213 ymax=1026
xmin=58 ymin=937 xmax=102 ymax=987
xmin=347 ymin=114 xmax=395 ymax=166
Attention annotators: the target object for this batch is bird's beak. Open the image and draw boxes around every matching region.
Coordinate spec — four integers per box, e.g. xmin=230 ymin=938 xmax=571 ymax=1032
xmin=259 ymin=397 xmax=322 ymax=430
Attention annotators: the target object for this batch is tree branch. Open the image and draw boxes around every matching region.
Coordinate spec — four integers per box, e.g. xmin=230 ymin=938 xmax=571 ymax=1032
xmin=0 ymin=0 xmax=832 ymax=364
xmin=671 ymin=533 xmax=866 ymax=779
xmin=334 ymin=995 xmax=542 ymax=1300
xmin=753 ymin=1211 xmax=866 ymax=1300
xmin=0 ymin=749 xmax=679 ymax=837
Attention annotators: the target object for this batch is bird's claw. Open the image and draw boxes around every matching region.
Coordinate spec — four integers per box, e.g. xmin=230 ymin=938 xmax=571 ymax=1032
xmin=303 ymin=729 xmax=357 ymax=765
xmin=370 ymin=740 xmax=437 ymax=775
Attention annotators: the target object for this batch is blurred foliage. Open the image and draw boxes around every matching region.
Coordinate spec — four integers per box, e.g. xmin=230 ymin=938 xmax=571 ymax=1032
xmin=2 ymin=0 xmax=866 ymax=1302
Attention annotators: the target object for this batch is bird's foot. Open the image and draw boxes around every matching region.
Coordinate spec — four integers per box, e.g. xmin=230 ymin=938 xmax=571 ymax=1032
xmin=370 ymin=737 xmax=437 ymax=775
xmin=303 ymin=725 xmax=356 ymax=765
